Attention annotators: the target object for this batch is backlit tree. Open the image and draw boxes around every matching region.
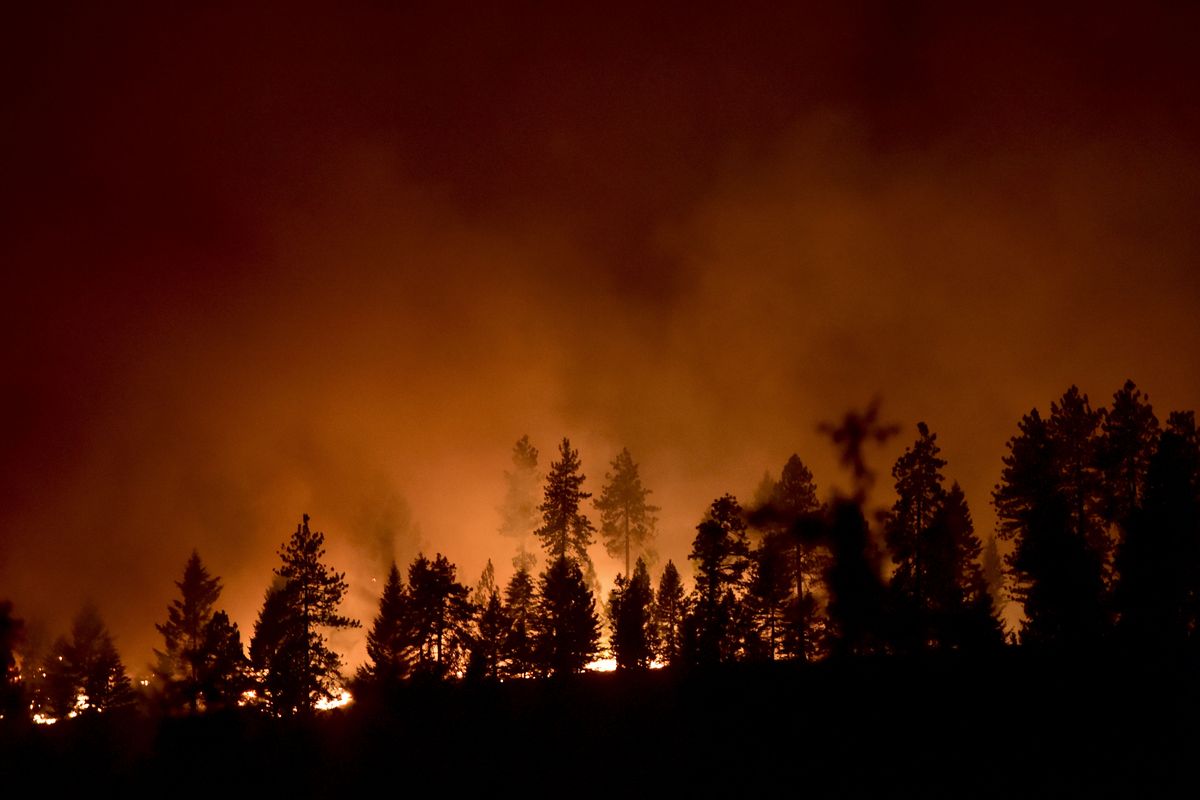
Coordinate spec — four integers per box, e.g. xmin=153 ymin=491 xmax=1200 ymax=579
xmin=500 ymin=435 xmax=542 ymax=572
xmin=533 ymin=556 xmax=600 ymax=675
xmin=254 ymin=514 xmax=359 ymax=714
xmin=36 ymin=605 xmax=132 ymax=719
xmin=535 ymin=438 xmax=596 ymax=582
xmin=595 ymin=448 xmax=659 ymax=577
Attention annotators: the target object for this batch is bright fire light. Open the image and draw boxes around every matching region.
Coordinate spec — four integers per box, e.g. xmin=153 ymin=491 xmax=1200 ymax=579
xmin=31 ymin=692 xmax=89 ymax=725
xmin=585 ymin=658 xmax=666 ymax=672
xmin=315 ymin=688 xmax=353 ymax=711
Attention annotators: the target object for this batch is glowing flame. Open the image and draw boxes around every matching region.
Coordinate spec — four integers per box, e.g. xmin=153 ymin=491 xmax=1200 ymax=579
xmin=315 ymin=688 xmax=353 ymax=711
xmin=237 ymin=689 xmax=258 ymax=707
xmin=31 ymin=693 xmax=89 ymax=725
xmin=585 ymin=658 xmax=666 ymax=671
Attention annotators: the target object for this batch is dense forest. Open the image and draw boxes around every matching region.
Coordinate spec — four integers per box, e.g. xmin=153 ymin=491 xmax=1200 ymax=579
xmin=2 ymin=379 xmax=1199 ymax=793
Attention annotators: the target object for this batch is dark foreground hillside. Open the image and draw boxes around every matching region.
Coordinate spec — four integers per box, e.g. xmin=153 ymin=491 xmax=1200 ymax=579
xmin=3 ymin=653 xmax=1197 ymax=798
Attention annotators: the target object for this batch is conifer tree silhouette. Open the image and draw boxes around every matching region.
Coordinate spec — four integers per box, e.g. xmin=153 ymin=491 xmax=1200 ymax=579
xmin=361 ymin=562 xmax=412 ymax=683
xmin=688 ymin=495 xmax=750 ymax=664
xmin=533 ymin=556 xmax=600 ymax=676
xmin=535 ymin=438 xmax=597 ymax=584
xmin=154 ymin=550 xmax=247 ymax=711
xmin=608 ymin=557 xmax=655 ymax=669
xmin=405 ymin=552 xmax=473 ymax=677
xmin=500 ymin=435 xmax=542 ymax=573
xmin=36 ymin=604 xmax=133 ymax=719
xmin=503 ymin=566 xmax=538 ymax=678
xmin=995 ymin=390 xmax=1109 ymax=648
xmin=653 ymin=561 xmax=687 ymax=666
xmin=595 ymin=448 xmax=659 ymax=577
xmin=253 ymin=514 xmax=359 ymax=714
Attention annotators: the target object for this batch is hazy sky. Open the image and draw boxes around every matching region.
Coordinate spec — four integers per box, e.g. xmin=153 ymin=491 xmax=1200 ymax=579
xmin=3 ymin=2 xmax=1198 ymax=669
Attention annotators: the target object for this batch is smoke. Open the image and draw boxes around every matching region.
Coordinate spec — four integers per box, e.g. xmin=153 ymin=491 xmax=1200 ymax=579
xmin=2 ymin=3 xmax=1198 ymax=670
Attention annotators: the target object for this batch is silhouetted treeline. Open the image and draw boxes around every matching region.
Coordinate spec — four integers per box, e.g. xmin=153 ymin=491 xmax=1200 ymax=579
xmin=2 ymin=380 xmax=1198 ymax=729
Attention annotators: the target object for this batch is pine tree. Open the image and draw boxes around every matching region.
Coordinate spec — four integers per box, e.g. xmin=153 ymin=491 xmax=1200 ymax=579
xmin=197 ymin=611 xmax=249 ymax=708
xmin=884 ymin=422 xmax=948 ymax=650
xmin=406 ymin=553 xmax=473 ymax=678
xmin=1098 ymin=380 xmax=1159 ymax=526
xmin=1114 ymin=411 xmax=1200 ymax=654
xmin=256 ymin=514 xmax=359 ymax=714
xmin=535 ymin=438 xmax=597 ymax=581
xmin=608 ymin=558 xmax=655 ymax=670
xmin=768 ymin=455 xmax=825 ymax=662
xmin=746 ymin=532 xmax=793 ymax=660
xmin=500 ymin=435 xmax=542 ymax=572
xmin=774 ymin=454 xmax=825 ymax=594
xmin=688 ymin=494 xmax=751 ymax=664
xmin=471 ymin=559 xmax=498 ymax=610
xmin=36 ymin=605 xmax=133 ymax=719
xmin=464 ymin=560 xmax=502 ymax=678
xmin=361 ymin=563 xmax=412 ymax=683
xmin=503 ymin=567 xmax=537 ymax=677
xmin=468 ymin=591 xmax=509 ymax=680
xmin=154 ymin=550 xmax=235 ymax=712
xmin=923 ymin=483 xmax=1004 ymax=650
xmin=250 ymin=582 xmax=292 ymax=705
xmin=653 ymin=561 xmax=687 ymax=666
xmin=595 ymin=448 xmax=660 ymax=577
xmin=533 ymin=555 xmax=600 ymax=676
xmin=994 ymin=395 xmax=1108 ymax=648
xmin=1048 ymin=386 xmax=1108 ymax=566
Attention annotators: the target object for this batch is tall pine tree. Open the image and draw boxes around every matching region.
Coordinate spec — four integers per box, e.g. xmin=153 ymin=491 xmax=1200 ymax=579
xmin=36 ymin=605 xmax=133 ymax=719
xmin=360 ymin=563 xmax=412 ymax=683
xmin=884 ymin=422 xmax=948 ymax=651
xmin=1097 ymin=380 xmax=1159 ymax=526
xmin=994 ymin=391 xmax=1108 ymax=648
xmin=154 ymin=550 xmax=247 ymax=712
xmin=533 ymin=556 xmax=600 ymax=676
xmin=405 ymin=553 xmax=474 ymax=678
xmin=255 ymin=514 xmax=359 ymax=714
xmin=535 ymin=438 xmax=597 ymax=583
xmin=503 ymin=567 xmax=538 ymax=677
xmin=500 ymin=435 xmax=542 ymax=572
xmin=1114 ymin=411 xmax=1199 ymax=654
xmin=688 ymin=495 xmax=751 ymax=665
xmin=608 ymin=558 xmax=655 ymax=670
xmin=653 ymin=561 xmax=687 ymax=666
xmin=595 ymin=448 xmax=660 ymax=577
xmin=922 ymin=483 xmax=1004 ymax=650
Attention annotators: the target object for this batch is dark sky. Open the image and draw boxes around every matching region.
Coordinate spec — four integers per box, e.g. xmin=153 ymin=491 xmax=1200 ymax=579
xmin=4 ymin=2 xmax=1199 ymax=669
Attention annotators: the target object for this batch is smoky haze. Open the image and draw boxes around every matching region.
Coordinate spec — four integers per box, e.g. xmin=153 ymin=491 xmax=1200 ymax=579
xmin=3 ymin=3 xmax=1198 ymax=669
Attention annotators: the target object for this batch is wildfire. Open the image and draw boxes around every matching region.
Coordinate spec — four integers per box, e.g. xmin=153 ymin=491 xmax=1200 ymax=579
xmin=584 ymin=658 xmax=666 ymax=672
xmin=315 ymin=688 xmax=353 ymax=711
xmin=31 ymin=692 xmax=89 ymax=725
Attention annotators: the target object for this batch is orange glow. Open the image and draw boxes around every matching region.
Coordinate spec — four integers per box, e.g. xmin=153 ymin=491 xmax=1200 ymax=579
xmin=2 ymin=4 xmax=1198 ymax=678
